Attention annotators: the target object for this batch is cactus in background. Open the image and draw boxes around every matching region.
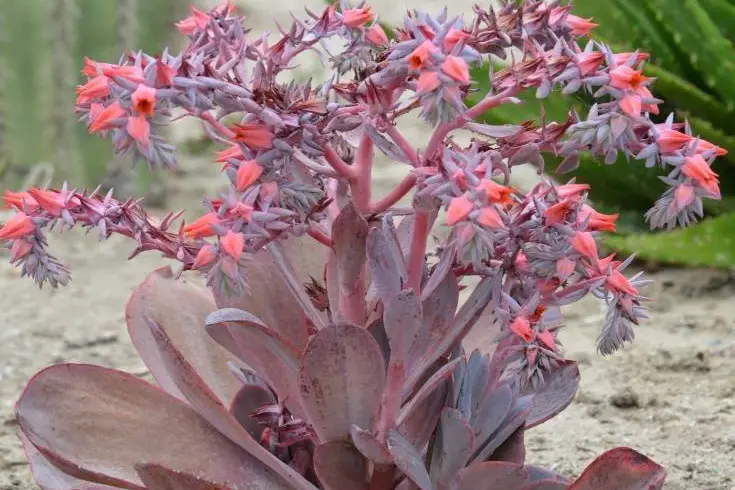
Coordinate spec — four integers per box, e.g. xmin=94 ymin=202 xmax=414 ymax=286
xmin=0 ymin=0 xmax=187 ymax=192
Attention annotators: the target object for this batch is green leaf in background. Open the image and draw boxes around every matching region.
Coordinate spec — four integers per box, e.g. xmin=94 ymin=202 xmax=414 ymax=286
xmin=605 ymin=211 xmax=735 ymax=267
xmin=698 ymin=0 xmax=735 ymax=42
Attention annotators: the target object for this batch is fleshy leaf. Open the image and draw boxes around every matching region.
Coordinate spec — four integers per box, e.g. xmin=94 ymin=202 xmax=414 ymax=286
xmin=299 ymin=323 xmax=386 ymax=442
xmin=450 ymin=461 xmax=529 ymax=490
xmin=386 ymin=429 xmax=433 ymax=490
xmin=229 ymin=383 xmax=277 ymax=439
xmin=135 ymin=464 xmax=237 ymax=490
xmin=205 ymin=308 xmax=304 ymax=416
xmin=488 ymin=426 xmax=526 ymax=465
xmin=412 ymin=269 xmax=459 ymax=368
xmin=569 ymin=447 xmax=666 ymax=490
xmin=470 ymin=383 xmax=513 ymax=452
xmin=429 ymin=408 xmax=476 ymax=487
xmin=214 ymin=236 xmax=325 ymax=349
xmin=15 ymin=364 xmax=291 ymax=489
xmin=522 ymin=361 xmax=580 ymax=429
xmin=384 ymin=290 xmax=423 ymax=365
xmin=313 ymin=441 xmax=369 ymax=490
xmin=398 ymin=375 xmax=449 ymax=450
xmin=398 ymin=357 xmax=463 ymax=427
xmin=125 ymin=267 xmax=239 ymax=404
xmin=605 ymin=211 xmax=735 ymax=267
xmin=472 ymin=396 xmax=531 ymax=462
xmin=522 ymin=481 xmax=569 ymax=490
xmin=350 ymin=425 xmax=392 ymax=465
xmin=331 ymin=202 xmax=369 ymax=323
xmin=366 ymin=226 xmax=403 ymax=305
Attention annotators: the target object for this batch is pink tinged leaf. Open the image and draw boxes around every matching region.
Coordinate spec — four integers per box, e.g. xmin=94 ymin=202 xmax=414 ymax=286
xmin=522 ymin=481 xmax=569 ymax=490
xmin=451 ymin=462 xmax=529 ymax=490
xmin=331 ymin=202 xmax=369 ymax=324
xmin=135 ymin=464 xmax=236 ymax=490
xmin=522 ymin=361 xmax=580 ymax=429
xmin=569 ymin=447 xmax=666 ymax=490
xmin=472 ymin=395 xmax=531 ymax=462
xmin=414 ymin=269 xmax=459 ymax=368
xmin=125 ymin=267 xmax=240 ymax=404
xmin=386 ymin=429 xmax=433 ymax=490
xmin=313 ymin=441 xmax=369 ymax=490
xmin=144 ymin=317 xmax=314 ymax=490
xmin=420 ymin=246 xmax=457 ymax=303
xmin=470 ymin=383 xmax=513 ymax=449
xmin=430 ymin=409 xmax=476 ymax=487
xmin=19 ymin=432 xmax=119 ymax=490
xmin=488 ymin=426 xmax=525 ymax=465
xmin=446 ymin=194 xmax=474 ymax=226
xmin=384 ymin=290 xmax=423 ymax=364
xmin=350 ymin=425 xmax=392 ymax=465
xmin=366 ymin=226 xmax=403 ymax=304
xmin=205 ymin=308 xmax=304 ymax=417
xmin=214 ymin=236 xmax=325 ymax=350
xmin=526 ymin=465 xmax=570 ymax=484
xmin=398 ymin=376 xmax=449 ymax=450
xmin=556 ymin=152 xmax=580 ymax=174
xmin=398 ymin=357 xmax=463 ymax=427
xmin=15 ymin=364 xmax=292 ymax=489
xmin=229 ymin=383 xmax=276 ymax=439
xmin=299 ymin=323 xmax=386 ymax=442
xmin=465 ymin=123 xmax=523 ymax=138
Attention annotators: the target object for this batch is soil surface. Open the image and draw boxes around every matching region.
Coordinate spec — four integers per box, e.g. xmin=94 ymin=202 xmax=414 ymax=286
xmin=1 ymin=1 xmax=734 ymax=488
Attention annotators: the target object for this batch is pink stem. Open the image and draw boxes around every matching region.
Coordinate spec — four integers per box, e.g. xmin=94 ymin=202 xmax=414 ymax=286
xmin=307 ymin=227 xmax=332 ymax=247
xmin=369 ymin=174 xmax=417 ymax=214
xmin=384 ymin=124 xmax=420 ymax=167
xmin=323 ymin=144 xmax=357 ymax=179
xmin=199 ymin=111 xmax=236 ymax=140
xmin=423 ymin=86 xmax=520 ymax=162
xmin=351 ymin=134 xmax=374 ymax=213
xmin=407 ymin=209 xmax=431 ymax=293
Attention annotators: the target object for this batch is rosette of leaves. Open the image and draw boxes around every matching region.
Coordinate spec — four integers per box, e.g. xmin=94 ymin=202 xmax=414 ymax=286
xmin=14 ymin=226 xmax=667 ymax=490
xmin=468 ymin=0 xmax=735 ymax=266
xmin=0 ymin=0 xmax=185 ymax=190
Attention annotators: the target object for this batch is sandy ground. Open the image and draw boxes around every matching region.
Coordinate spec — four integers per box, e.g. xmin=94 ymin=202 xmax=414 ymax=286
xmin=1 ymin=1 xmax=734 ymax=488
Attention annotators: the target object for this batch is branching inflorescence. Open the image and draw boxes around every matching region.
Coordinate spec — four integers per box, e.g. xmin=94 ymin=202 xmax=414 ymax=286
xmin=3 ymin=1 xmax=717 ymax=488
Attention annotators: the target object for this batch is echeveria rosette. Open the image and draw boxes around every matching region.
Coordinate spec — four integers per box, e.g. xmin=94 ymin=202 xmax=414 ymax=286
xmin=0 ymin=0 xmax=714 ymax=488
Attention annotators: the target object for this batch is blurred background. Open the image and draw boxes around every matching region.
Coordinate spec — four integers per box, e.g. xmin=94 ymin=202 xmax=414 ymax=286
xmin=0 ymin=1 xmax=733 ymax=489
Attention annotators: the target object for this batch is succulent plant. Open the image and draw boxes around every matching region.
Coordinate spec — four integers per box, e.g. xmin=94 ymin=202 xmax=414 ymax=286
xmin=3 ymin=0 xmax=721 ymax=488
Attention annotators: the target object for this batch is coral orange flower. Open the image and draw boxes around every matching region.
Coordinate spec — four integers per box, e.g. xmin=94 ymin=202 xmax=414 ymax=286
xmin=570 ymin=231 xmax=598 ymax=260
xmin=681 ymin=155 xmax=720 ymax=198
xmin=446 ymin=194 xmax=474 ymax=226
xmin=576 ymin=51 xmax=605 ymax=76
xmin=441 ymin=55 xmax=470 ymax=84
xmin=191 ymin=244 xmax=217 ymax=270
xmin=127 ymin=116 xmax=151 ymax=147
xmin=510 ymin=317 xmax=534 ymax=342
xmin=556 ymin=257 xmax=575 ymax=281
xmin=88 ymin=102 xmax=126 ymax=133
xmin=10 ymin=240 xmax=33 ymax=263
xmin=183 ymin=212 xmax=220 ymax=238
xmin=408 ymin=41 xmax=436 ymax=70
xmin=555 ymin=183 xmax=590 ymax=199
xmin=476 ymin=206 xmax=503 ymax=229
xmin=443 ymin=28 xmax=471 ymax=52
xmin=656 ymin=129 xmax=727 ymax=156
xmin=101 ymin=65 xmax=145 ymax=84
xmin=27 ymin=188 xmax=78 ymax=216
xmin=132 ymin=85 xmax=156 ymax=116
xmin=606 ymin=270 xmax=639 ymax=296
xmin=81 ymin=57 xmax=115 ymax=77
xmin=154 ymin=59 xmax=177 ymax=87
xmin=342 ymin=7 xmax=374 ymax=29
xmin=216 ymin=145 xmax=244 ymax=163
xmin=613 ymin=52 xmax=650 ymax=67
xmin=176 ymin=7 xmax=210 ymax=35
xmin=543 ymin=199 xmax=574 ymax=226
xmin=537 ymin=329 xmax=556 ymax=350
xmin=674 ymin=184 xmax=696 ymax=211
xmin=566 ymin=15 xmax=598 ymax=36
xmin=0 ymin=212 xmax=36 ymax=240
xmin=4 ymin=190 xmax=39 ymax=212
xmin=231 ymin=123 xmax=274 ymax=150
xmin=220 ymin=231 xmax=244 ymax=260
xmin=235 ymin=160 xmax=264 ymax=191
xmin=478 ymin=179 xmax=514 ymax=206
xmin=366 ymin=24 xmax=389 ymax=46
xmin=76 ymin=76 xmax=110 ymax=104
xmin=578 ymin=205 xmax=618 ymax=232
xmin=416 ymin=71 xmax=441 ymax=94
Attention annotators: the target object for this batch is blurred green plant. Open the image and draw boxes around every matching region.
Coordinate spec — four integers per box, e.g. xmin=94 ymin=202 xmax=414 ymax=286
xmin=0 ymin=0 xmax=187 ymax=195
xmin=469 ymin=0 xmax=735 ymax=266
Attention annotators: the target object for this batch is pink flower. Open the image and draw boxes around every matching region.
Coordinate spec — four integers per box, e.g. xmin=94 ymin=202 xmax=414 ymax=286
xmin=543 ymin=199 xmax=574 ymax=226
xmin=606 ymin=270 xmax=638 ymax=296
xmin=0 ymin=212 xmax=36 ymax=240
xmin=216 ymin=145 xmax=244 ymax=163
xmin=27 ymin=188 xmax=79 ymax=216
xmin=446 ymin=194 xmax=474 ymax=226
xmin=578 ymin=204 xmax=618 ymax=232
xmin=441 ymin=55 xmax=470 ymax=84
xmin=4 ymin=191 xmax=39 ymax=213
xmin=476 ymin=206 xmax=503 ymax=228
xmin=88 ymin=102 xmax=126 ymax=133
xmin=566 ymin=15 xmax=598 ymax=36
xmin=127 ymin=115 xmax=151 ymax=147
xmin=613 ymin=52 xmax=650 ymax=67
xmin=681 ymin=155 xmax=720 ymax=198
xmin=656 ymin=129 xmax=727 ymax=156
xmin=408 ymin=41 xmax=436 ymax=70
xmin=342 ymin=7 xmax=374 ymax=29
xmin=232 ymin=123 xmax=274 ymax=150
xmin=101 ymin=65 xmax=145 ymax=84
xmin=556 ymin=257 xmax=576 ymax=281
xmin=570 ymin=231 xmax=598 ymax=260
xmin=183 ymin=212 xmax=220 ymax=238
xmin=674 ymin=184 xmax=696 ymax=211
xmin=154 ymin=59 xmax=177 ymax=87
xmin=81 ymin=57 xmax=115 ymax=77
xmin=556 ymin=183 xmax=590 ymax=199
xmin=416 ymin=71 xmax=441 ymax=93
xmin=443 ymin=28 xmax=471 ymax=52
xmin=235 ymin=160 xmax=264 ymax=191
xmin=191 ymin=244 xmax=217 ymax=270
xmin=132 ymin=85 xmax=156 ymax=116
xmin=537 ymin=329 xmax=556 ymax=351
xmin=510 ymin=317 xmax=534 ymax=342
xmin=478 ymin=179 xmax=514 ymax=206
xmin=76 ymin=76 xmax=110 ymax=104
xmin=220 ymin=231 xmax=244 ymax=260
xmin=10 ymin=240 xmax=33 ymax=263
xmin=366 ymin=24 xmax=388 ymax=46
xmin=176 ymin=7 xmax=210 ymax=35
xmin=576 ymin=51 xmax=605 ymax=76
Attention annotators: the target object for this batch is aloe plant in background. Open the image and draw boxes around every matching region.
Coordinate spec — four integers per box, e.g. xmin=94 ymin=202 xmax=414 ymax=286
xmin=0 ymin=0 xmax=187 ymax=194
xmin=467 ymin=0 xmax=735 ymax=267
